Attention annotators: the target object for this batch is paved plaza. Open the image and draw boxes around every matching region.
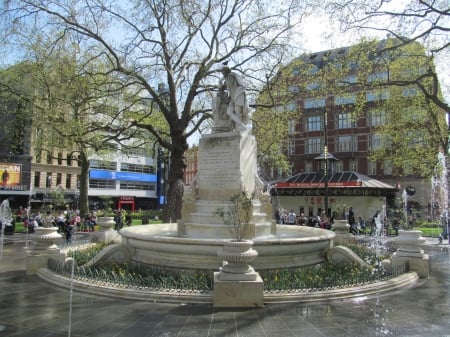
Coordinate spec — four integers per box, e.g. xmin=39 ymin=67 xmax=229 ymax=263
xmin=0 ymin=233 xmax=449 ymax=337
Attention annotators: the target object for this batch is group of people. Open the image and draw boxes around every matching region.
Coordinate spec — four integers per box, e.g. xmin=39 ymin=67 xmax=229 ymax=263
xmin=16 ymin=207 xmax=98 ymax=243
xmin=15 ymin=205 xmax=136 ymax=242
xmin=274 ymin=206 xmax=389 ymax=235
xmin=274 ymin=208 xmax=332 ymax=229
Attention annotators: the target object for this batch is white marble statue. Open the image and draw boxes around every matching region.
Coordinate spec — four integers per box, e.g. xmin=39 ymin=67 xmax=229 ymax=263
xmin=214 ymin=67 xmax=249 ymax=132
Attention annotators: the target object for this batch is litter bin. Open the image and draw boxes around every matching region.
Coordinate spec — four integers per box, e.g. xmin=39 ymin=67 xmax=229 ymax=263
xmin=141 ymin=217 xmax=149 ymax=225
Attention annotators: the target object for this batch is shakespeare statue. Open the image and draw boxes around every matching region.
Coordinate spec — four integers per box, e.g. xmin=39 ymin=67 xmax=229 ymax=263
xmin=212 ymin=66 xmax=249 ymax=132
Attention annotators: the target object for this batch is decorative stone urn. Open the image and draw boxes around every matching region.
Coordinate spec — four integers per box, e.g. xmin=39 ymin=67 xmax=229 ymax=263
xmin=33 ymin=227 xmax=62 ymax=251
xmin=95 ymin=216 xmax=121 ymax=243
xmin=394 ymin=230 xmax=426 ymax=257
xmin=332 ymin=219 xmax=350 ymax=236
xmin=96 ymin=216 xmax=116 ymax=231
xmin=217 ymin=240 xmax=258 ymax=279
xmin=392 ymin=230 xmax=429 ymax=278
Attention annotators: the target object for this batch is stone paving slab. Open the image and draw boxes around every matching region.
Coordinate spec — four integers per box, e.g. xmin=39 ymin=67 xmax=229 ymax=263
xmin=0 ymin=234 xmax=449 ymax=337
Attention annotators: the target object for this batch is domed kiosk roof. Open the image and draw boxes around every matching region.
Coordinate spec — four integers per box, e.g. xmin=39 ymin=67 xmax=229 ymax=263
xmin=269 ymin=171 xmax=398 ymax=197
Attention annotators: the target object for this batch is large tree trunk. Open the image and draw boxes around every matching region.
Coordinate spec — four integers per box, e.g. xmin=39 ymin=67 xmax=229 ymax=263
xmin=163 ymin=132 xmax=188 ymax=222
xmin=78 ymin=150 xmax=90 ymax=217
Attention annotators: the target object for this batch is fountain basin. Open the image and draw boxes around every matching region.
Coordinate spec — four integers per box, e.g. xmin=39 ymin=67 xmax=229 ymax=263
xmin=120 ymin=224 xmax=335 ymax=270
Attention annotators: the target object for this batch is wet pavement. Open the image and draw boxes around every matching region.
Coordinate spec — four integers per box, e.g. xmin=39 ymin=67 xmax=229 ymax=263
xmin=0 ymin=233 xmax=449 ymax=337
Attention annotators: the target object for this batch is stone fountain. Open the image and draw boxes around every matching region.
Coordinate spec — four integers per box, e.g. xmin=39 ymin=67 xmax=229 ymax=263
xmin=117 ymin=67 xmax=336 ymax=273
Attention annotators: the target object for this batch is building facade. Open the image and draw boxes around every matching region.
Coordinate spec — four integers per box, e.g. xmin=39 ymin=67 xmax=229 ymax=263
xmin=0 ymin=102 xmax=161 ymax=212
xmin=264 ymin=39 xmax=446 ymax=220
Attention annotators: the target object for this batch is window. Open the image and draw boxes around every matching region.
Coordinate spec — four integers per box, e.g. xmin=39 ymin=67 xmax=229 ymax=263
xmin=306 ymin=138 xmax=322 ymax=154
xmin=349 ymin=159 xmax=358 ymax=172
xmin=337 ymin=75 xmax=357 ymax=86
xmin=306 ymin=82 xmax=321 ymax=90
xmin=337 ymin=113 xmax=354 ymax=129
xmin=89 ymin=179 xmax=116 ymax=189
xmin=122 ymin=147 xmax=148 ymax=157
xmin=46 ymin=173 xmax=52 ymax=188
xmin=67 ymin=154 xmax=72 ymax=166
xmin=287 ymin=140 xmax=295 ymax=156
xmin=368 ymin=134 xmax=382 ymax=150
xmin=119 ymin=182 xmax=156 ymax=191
xmin=335 ymin=161 xmax=343 ymax=172
xmin=304 ymin=98 xmax=325 ymax=109
xmin=47 ymin=152 xmax=52 ymax=164
xmin=35 ymin=151 xmax=41 ymax=164
xmin=277 ymin=168 xmax=284 ymax=177
xmin=57 ymin=152 xmax=63 ymax=165
xmin=306 ymin=116 xmax=322 ymax=131
xmin=285 ymin=102 xmax=297 ymax=111
xmin=308 ymin=65 xmax=319 ymax=75
xmin=368 ymin=161 xmax=377 ymax=175
xmin=337 ymin=135 xmax=356 ymax=152
xmin=56 ymin=173 xmax=62 ymax=186
xmin=383 ymin=161 xmax=392 ymax=175
xmin=305 ymin=161 xmax=313 ymax=173
xmin=77 ymin=175 xmax=81 ymax=189
xmin=34 ymin=172 xmax=40 ymax=188
xmin=348 ymin=60 xmax=359 ymax=70
xmin=366 ymin=90 xmax=389 ymax=102
xmin=334 ymin=95 xmax=356 ymax=105
xmin=367 ymin=71 xmax=388 ymax=83
xmin=288 ymin=120 xmax=296 ymax=135
xmin=288 ymin=85 xmax=299 ymax=93
xmin=120 ymin=163 xmax=155 ymax=174
xmin=66 ymin=174 xmax=71 ymax=189
xmin=90 ymin=160 xmax=117 ymax=170
xmin=402 ymin=87 xmax=417 ymax=97
xmin=369 ymin=110 xmax=386 ymax=127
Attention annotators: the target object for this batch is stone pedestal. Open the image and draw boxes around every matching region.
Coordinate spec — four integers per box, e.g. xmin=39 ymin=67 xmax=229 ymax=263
xmin=392 ymin=230 xmax=429 ymax=278
xmin=182 ymin=131 xmax=271 ymax=239
xmin=213 ymin=272 xmax=264 ymax=308
xmin=26 ymin=227 xmax=65 ymax=275
xmin=197 ymin=131 xmax=257 ymax=201
xmin=214 ymin=240 xmax=264 ymax=307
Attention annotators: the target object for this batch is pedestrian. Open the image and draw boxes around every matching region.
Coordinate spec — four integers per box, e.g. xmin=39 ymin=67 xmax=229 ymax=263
xmin=114 ymin=210 xmax=123 ymax=231
xmin=287 ymin=209 xmax=296 ymax=225
xmin=65 ymin=223 xmax=74 ymax=243
xmin=56 ymin=211 xmax=65 ymax=233
xmin=348 ymin=207 xmax=357 ymax=234
xmin=357 ymin=216 xmax=366 ymax=234
xmin=125 ymin=212 xmax=132 ymax=226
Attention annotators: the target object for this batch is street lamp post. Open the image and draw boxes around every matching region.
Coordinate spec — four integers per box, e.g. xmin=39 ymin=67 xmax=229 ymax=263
xmin=324 ymin=106 xmax=329 ymax=216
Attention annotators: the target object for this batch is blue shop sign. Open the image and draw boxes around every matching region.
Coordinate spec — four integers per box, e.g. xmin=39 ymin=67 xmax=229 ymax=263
xmin=90 ymin=169 xmax=157 ymax=182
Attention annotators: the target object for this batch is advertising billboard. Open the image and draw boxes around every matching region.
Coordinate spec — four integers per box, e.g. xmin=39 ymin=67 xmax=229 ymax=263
xmin=0 ymin=163 xmax=23 ymax=190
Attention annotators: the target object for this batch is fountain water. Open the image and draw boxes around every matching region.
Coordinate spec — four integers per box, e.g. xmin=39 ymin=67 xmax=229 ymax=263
xmin=0 ymin=199 xmax=13 ymax=262
xmin=432 ymin=151 xmax=449 ymax=243
xmin=0 ymin=199 xmax=13 ymax=233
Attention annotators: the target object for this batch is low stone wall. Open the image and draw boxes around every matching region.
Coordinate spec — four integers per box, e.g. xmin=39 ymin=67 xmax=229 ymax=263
xmin=37 ymin=268 xmax=419 ymax=305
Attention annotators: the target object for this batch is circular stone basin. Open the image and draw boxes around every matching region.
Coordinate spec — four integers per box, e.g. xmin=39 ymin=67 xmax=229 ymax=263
xmin=120 ymin=224 xmax=335 ymax=270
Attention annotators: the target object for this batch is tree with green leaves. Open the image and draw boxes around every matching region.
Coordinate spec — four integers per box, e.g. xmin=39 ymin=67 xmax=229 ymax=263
xmin=0 ymin=36 xmax=154 ymax=216
xmin=348 ymin=39 xmax=448 ymax=178
xmin=1 ymin=0 xmax=311 ymax=221
xmin=325 ymin=0 xmax=449 ymax=127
